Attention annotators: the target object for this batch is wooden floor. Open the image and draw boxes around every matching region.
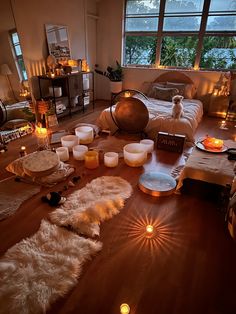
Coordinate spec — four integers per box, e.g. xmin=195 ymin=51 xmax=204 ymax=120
xmin=1 ymin=102 xmax=236 ymax=314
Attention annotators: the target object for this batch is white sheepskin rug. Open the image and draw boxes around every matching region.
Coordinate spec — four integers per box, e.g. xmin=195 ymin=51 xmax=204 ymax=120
xmin=50 ymin=176 xmax=132 ymax=237
xmin=0 ymin=220 xmax=102 ymax=314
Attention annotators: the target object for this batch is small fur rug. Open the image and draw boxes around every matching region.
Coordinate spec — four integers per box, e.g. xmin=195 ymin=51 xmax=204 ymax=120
xmin=50 ymin=176 xmax=132 ymax=237
xmin=0 ymin=176 xmax=40 ymax=221
xmin=0 ymin=220 xmax=102 ymax=314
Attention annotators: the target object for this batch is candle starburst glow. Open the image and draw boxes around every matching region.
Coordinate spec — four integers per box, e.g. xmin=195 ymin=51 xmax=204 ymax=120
xmin=120 ymin=303 xmax=130 ymax=314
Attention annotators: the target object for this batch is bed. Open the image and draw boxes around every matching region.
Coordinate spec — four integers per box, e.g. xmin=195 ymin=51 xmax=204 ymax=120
xmin=96 ymin=71 xmax=204 ymax=143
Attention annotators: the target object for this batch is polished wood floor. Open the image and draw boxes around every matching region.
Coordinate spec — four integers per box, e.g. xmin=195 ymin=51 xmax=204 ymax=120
xmin=0 ymin=102 xmax=236 ymax=314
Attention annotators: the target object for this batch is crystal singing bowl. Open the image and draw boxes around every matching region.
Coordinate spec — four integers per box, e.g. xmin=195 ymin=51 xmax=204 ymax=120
xmin=123 ymin=143 xmax=147 ymax=167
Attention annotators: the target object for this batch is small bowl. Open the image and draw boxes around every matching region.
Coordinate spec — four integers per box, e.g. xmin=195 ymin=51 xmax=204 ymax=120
xmin=75 ymin=126 xmax=94 ymax=144
xmin=73 ymin=145 xmax=88 ymax=160
xmin=61 ymin=135 xmax=79 ymax=151
xmin=140 ymin=139 xmax=154 ymax=153
xmin=123 ymin=143 xmax=147 ymax=167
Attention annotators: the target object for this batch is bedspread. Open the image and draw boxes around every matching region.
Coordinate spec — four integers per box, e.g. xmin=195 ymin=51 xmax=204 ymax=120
xmin=96 ymin=97 xmax=203 ymax=143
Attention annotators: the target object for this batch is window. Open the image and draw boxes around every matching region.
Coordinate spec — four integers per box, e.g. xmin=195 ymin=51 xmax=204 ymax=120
xmin=9 ymin=30 xmax=28 ymax=80
xmin=124 ymin=0 xmax=236 ymax=70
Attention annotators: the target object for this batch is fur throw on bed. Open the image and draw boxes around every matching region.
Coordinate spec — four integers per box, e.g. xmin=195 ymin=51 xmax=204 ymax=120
xmin=50 ymin=176 xmax=132 ymax=237
xmin=0 ymin=220 xmax=102 ymax=314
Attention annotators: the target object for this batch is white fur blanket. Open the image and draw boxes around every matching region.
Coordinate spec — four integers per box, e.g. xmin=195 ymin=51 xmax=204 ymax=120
xmin=50 ymin=176 xmax=132 ymax=237
xmin=0 ymin=220 xmax=102 ymax=314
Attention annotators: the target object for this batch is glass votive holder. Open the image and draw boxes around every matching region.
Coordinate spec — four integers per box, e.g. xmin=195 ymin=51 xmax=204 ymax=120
xmin=73 ymin=145 xmax=88 ymax=160
xmin=61 ymin=135 xmax=79 ymax=151
xmin=104 ymin=152 xmax=119 ymax=167
xmin=56 ymin=147 xmax=69 ymax=162
xmin=84 ymin=151 xmax=99 ymax=169
xmin=75 ymin=126 xmax=94 ymax=144
xmin=140 ymin=139 xmax=154 ymax=153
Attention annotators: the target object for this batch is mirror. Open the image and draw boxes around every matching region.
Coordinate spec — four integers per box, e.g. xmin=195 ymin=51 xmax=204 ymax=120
xmin=0 ymin=0 xmax=28 ymax=104
xmin=45 ymin=24 xmax=71 ymax=61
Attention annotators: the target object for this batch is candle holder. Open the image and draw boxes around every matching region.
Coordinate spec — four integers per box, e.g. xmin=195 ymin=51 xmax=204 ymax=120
xmin=35 ymin=126 xmax=49 ymax=150
xmin=84 ymin=151 xmax=99 ymax=169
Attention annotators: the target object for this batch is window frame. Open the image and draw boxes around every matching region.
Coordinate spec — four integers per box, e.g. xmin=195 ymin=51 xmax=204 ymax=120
xmin=9 ymin=29 xmax=28 ymax=81
xmin=123 ymin=0 xmax=236 ymax=71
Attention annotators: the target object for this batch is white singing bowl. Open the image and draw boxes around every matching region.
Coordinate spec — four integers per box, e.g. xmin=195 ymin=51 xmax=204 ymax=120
xmin=61 ymin=135 xmax=79 ymax=151
xmin=75 ymin=126 xmax=94 ymax=144
xmin=140 ymin=139 xmax=154 ymax=153
xmin=72 ymin=145 xmax=88 ymax=160
xmin=123 ymin=143 xmax=147 ymax=167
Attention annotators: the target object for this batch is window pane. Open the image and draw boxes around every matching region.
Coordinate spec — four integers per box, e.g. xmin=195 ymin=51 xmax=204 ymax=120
xmin=125 ymin=35 xmax=156 ymax=65
xmin=126 ymin=0 xmax=160 ymax=15
xmin=200 ymin=36 xmax=236 ymax=69
xmin=206 ymin=16 xmax=236 ymax=31
xmin=165 ymin=0 xmax=204 ymax=13
xmin=209 ymin=0 xmax=236 ymax=12
xmin=12 ymin=32 xmax=19 ymax=44
xmin=126 ymin=17 xmax=158 ymax=31
xmin=15 ymin=44 xmax=22 ymax=56
xmin=160 ymin=36 xmax=198 ymax=67
xmin=163 ymin=17 xmax=201 ymax=31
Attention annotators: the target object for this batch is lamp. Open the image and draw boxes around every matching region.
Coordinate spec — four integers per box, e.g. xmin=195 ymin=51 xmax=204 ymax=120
xmin=0 ymin=63 xmax=17 ymax=101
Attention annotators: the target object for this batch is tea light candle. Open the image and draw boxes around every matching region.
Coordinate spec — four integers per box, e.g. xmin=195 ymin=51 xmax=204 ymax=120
xmin=140 ymin=139 xmax=154 ymax=153
xmin=220 ymin=120 xmax=227 ymax=129
xmin=84 ymin=151 xmax=99 ymax=169
xmin=73 ymin=145 xmax=88 ymax=160
xmin=123 ymin=143 xmax=147 ymax=167
xmin=61 ymin=135 xmax=79 ymax=151
xmin=20 ymin=146 xmax=27 ymax=157
xmin=104 ymin=152 xmax=119 ymax=167
xmin=75 ymin=126 xmax=94 ymax=144
xmin=146 ymin=224 xmax=154 ymax=238
xmin=120 ymin=303 xmax=130 ymax=314
xmin=56 ymin=147 xmax=69 ymax=162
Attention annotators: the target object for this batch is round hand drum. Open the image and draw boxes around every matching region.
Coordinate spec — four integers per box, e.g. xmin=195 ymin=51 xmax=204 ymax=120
xmin=114 ymin=97 xmax=149 ymax=133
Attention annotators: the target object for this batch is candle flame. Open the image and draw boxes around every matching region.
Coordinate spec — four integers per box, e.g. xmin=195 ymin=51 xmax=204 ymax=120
xmin=120 ymin=303 xmax=130 ymax=314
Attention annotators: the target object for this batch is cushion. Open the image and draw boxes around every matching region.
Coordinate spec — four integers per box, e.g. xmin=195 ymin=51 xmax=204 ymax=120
xmin=166 ymin=82 xmax=195 ymax=99
xmin=2 ymin=119 xmax=29 ymax=130
xmin=146 ymin=82 xmax=166 ymax=97
xmin=150 ymin=86 xmax=179 ymax=101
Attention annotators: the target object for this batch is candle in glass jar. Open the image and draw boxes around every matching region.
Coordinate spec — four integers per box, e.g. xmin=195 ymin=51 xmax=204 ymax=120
xmin=56 ymin=147 xmax=69 ymax=162
xmin=104 ymin=152 xmax=119 ymax=167
xmin=20 ymin=146 xmax=27 ymax=157
xmin=84 ymin=151 xmax=99 ymax=169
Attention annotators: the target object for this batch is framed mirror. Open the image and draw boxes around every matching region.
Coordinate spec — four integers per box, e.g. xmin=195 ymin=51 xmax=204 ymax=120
xmin=45 ymin=24 xmax=71 ymax=60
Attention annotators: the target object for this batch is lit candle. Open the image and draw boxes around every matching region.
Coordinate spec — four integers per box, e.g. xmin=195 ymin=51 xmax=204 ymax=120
xmin=20 ymin=146 xmax=27 ymax=157
xmin=203 ymin=137 xmax=223 ymax=149
xmin=140 ymin=139 xmax=154 ymax=153
xmin=51 ymin=73 xmax=55 ymax=78
xmin=146 ymin=224 xmax=154 ymax=238
xmin=35 ymin=125 xmax=49 ymax=150
xmin=75 ymin=126 xmax=94 ymax=144
xmin=104 ymin=152 xmax=119 ymax=167
xmin=124 ymin=91 xmax=131 ymax=97
xmin=56 ymin=147 xmax=69 ymax=162
xmin=84 ymin=151 xmax=99 ymax=169
xmin=73 ymin=145 xmax=88 ymax=160
xmin=120 ymin=303 xmax=130 ymax=314
xmin=220 ymin=120 xmax=226 ymax=129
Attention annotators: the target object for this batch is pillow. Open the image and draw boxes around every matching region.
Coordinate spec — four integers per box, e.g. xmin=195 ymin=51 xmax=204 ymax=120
xmin=151 ymin=86 xmax=179 ymax=101
xmin=146 ymin=82 xmax=167 ymax=97
xmin=166 ymin=82 xmax=196 ymax=99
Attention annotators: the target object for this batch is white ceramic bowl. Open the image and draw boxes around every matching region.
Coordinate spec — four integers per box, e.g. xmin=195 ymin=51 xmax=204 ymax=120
xmin=140 ymin=139 xmax=154 ymax=153
xmin=75 ymin=126 xmax=94 ymax=144
xmin=123 ymin=143 xmax=147 ymax=167
xmin=61 ymin=135 xmax=79 ymax=151
xmin=73 ymin=145 xmax=88 ymax=160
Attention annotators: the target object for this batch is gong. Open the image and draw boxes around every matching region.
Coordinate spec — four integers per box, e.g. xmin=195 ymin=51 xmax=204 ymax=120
xmin=113 ymin=96 xmax=149 ymax=133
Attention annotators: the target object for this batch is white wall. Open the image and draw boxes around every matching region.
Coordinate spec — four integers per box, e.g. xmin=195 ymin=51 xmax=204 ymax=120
xmin=96 ymin=0 xmax=226 ymax=109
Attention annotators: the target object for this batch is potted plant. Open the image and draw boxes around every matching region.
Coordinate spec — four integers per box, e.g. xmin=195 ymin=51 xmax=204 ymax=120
xmin=95 ymin=61 xmax=123 ymax=93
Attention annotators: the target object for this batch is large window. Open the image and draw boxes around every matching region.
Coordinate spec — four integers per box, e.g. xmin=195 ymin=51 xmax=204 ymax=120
xmin=124 ymin=0 xmax=236 ymax=70
xmin=9 ymin=30 xmax=28 ymax=81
